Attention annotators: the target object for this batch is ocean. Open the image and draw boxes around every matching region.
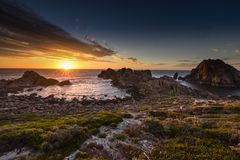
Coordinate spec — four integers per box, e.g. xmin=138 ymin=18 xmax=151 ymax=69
xmin=0 ymin=69 xmax=240 ymax=99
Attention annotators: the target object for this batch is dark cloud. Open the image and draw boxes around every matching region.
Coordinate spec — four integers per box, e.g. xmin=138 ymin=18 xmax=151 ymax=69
xmin=127 ymin=57 xmax=138 ymax=63
xmin=0 ymin=0 xmax=116 ymax=61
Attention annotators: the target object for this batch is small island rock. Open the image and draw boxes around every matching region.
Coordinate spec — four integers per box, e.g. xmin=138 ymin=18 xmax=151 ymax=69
xmin=58 ymin=80 xmax=71 ymax=86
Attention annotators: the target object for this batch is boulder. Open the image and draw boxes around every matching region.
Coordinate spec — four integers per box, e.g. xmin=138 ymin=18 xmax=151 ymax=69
xmin=58 ymin=80 xmax=71 ymax=86
xmin=184 ymin=59 xmax=240 ymax=88
xmin=173 ymin=72 xmax=178 ymax=80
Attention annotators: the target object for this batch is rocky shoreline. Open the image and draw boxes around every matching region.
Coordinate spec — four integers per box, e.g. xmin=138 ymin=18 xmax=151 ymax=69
xmin=98 ymin=68 xmax=217 ymax=99
xmin=0 ymin=68 xmax=220 ymax=115
xmin=0 ymin=67 xmax=240 ymax=160
xmin=0 ymin=71 xmax=71 ymax=96
xmin=1 ymin=67 xmax=240 ymax=115
xmin=0 ymin=94 xmax=134 ymax=115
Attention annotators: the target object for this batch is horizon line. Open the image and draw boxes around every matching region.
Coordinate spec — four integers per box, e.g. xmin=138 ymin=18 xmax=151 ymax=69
xmin=0 ymin=68 xmax=190 ymax=71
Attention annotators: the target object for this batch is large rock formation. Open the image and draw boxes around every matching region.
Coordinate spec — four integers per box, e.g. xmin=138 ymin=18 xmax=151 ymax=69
xmin=98 ymin=68 xmax=152 ymax=88
xmin=184 ymin=59 xmax=240 ymax=88
xmin=0 ymin=71 xmax=71 ymax=93
xmin=98 ymin=68 xmax=214 ymax=99
xmin=8 ymin=71 xmax=59 ymax=87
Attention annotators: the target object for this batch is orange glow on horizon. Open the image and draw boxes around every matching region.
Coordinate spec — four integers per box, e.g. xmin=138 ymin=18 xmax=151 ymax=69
xmin=58 ymin=60 xmax=76 ymax=69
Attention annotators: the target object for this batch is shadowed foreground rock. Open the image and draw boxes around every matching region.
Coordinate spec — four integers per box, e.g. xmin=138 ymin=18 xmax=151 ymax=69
xmin=184 ymin=59 xmax=240 ymax=88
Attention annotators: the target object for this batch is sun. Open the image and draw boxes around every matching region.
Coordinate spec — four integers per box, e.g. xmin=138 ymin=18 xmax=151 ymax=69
xmin=59 ymin=60 xmax=75 ymax=69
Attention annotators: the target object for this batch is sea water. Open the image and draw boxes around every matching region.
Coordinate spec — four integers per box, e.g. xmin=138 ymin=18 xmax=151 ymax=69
xmin=1 ymin=69 xmax=240 ymax=99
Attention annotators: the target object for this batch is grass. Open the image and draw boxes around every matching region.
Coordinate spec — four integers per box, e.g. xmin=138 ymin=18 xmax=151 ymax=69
xmin=150 ymin=136 xmax=239 ymax=160
xmin=1 ymin=98 xmax=240 ymax=159
xmin=0 ymin=112 xmax=123 ymax=160
xmin=114 ymin=133 xmax=126 ymax=140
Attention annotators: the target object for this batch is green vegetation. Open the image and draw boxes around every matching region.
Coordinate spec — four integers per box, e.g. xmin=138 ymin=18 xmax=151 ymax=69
xmin=98 ymin=133 xmax=107 ymax=138
xmin=1 ymin=98 xmax=240 ymax=160
xmin=0 ymin=112 xmax=123 ymax=160
xmin=141 ymin=103 xmax=240 ymax=160
xmin=150 ymin=136 xmax=238 ymax=160
xmin=116 ymin=142 xmax=142 ymax=159
xmin=114 ymin=133 xmax=126 ymax=140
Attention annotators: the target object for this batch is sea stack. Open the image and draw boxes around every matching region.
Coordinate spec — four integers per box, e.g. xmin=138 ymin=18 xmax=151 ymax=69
xmin=184 ymin=59 xmax=240 ymax=88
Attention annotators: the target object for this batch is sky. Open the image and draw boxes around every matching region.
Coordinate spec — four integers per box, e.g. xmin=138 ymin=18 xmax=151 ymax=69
xmin=0 ymin=0 xmax=240 ymax=69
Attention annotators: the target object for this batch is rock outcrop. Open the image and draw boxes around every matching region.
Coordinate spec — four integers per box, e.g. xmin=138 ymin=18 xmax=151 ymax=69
xmin=8 ymin=71 xmax=59 ymax=87
xmin=184 ymin=59 xmax=240 ymax=88
xmin=98 ymin=68 xmax=214 ymax=99
xmin=0 ymin=71 xmax=71 ymax=93
xmin=98 ymin=68 xmax=152 ymax=88
xmin=173 ymin=72 xmax=178 ymax=80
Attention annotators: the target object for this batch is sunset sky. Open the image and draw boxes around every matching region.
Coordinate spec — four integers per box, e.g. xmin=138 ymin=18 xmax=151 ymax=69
xmin=1 ymin=0 xmax=240 ymax=69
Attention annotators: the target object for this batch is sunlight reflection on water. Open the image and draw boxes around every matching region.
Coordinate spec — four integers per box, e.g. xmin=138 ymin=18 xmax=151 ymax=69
xmin=2 ymin=69 xmax=130 ymax=100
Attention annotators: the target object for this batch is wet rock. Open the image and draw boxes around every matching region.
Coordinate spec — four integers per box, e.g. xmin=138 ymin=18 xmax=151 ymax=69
xmin=178 ymin=76 xmax=185 ymax=81
xmin=58 ymin=80 xmax=71 ymax=86
xmin=173 ymin=72 xmax=178 ymax=80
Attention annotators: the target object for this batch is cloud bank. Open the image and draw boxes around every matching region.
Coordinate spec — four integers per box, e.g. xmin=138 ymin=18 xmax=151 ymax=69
xmin=0 ymin=0 xmax=116 ymax=62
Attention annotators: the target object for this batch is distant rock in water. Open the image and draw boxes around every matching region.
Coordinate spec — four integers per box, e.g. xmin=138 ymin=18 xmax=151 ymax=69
xmin=0 ymin=71 xmax=71 ymax=93
xmin=58 ymin=80 xmax=71 ymax=86
xmin=11 ymin=71 xmax=59 ymax=87
xmin=184 ymin=59 xmax=240 ymax=88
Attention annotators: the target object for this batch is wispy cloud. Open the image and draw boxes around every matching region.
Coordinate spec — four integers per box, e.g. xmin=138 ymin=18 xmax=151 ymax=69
xmin=231 ymin=62 xmax=240 ymax=66
xmin=0 ymin=0 xmax=116 ymax=62
xmin=211 ymin=48 xmax=220 ymax=53
xmin=175 ymin=59 xmax=198 ymax=68
xmin=221 ymin=54 xmax=240 ymax=62
xmin=150 ymin=63 xmax=167 ymax=66
xmin=175 ymin=62 xmax=198 ymax=68
xmin=177 ymin=59 xmax=197 ymax=63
